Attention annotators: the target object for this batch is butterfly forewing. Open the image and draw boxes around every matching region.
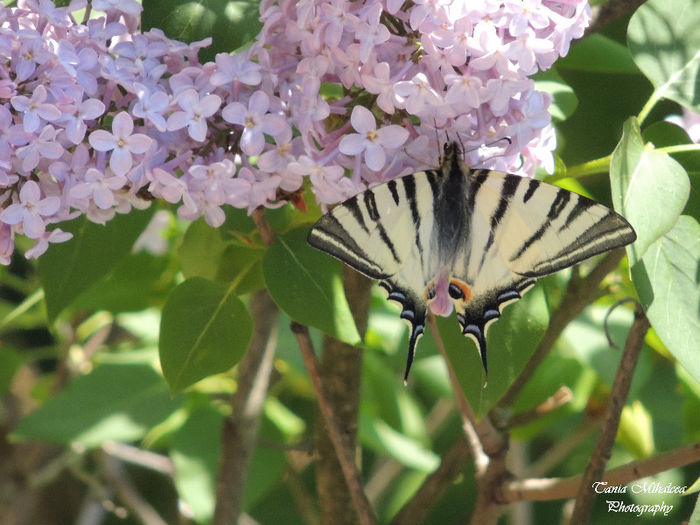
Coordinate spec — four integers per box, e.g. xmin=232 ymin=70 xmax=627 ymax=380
xmin=307 ymin=142 xmax=636 ymax=381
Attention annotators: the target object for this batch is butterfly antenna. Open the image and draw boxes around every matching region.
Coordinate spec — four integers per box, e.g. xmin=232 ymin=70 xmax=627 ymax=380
xmin=483 ymin=136 xmax=512 ymax=149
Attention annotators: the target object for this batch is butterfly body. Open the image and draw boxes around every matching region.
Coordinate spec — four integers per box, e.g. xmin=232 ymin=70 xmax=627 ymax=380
xmin=308 ymin=143 xmax=636 ymax=381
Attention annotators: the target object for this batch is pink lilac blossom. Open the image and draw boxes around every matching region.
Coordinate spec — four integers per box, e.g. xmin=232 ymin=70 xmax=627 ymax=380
xmin=0 ymin=0 xmax=590 ymax=266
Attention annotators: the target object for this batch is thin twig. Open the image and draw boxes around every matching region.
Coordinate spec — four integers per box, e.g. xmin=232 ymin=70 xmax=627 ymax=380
xmin=291 ymin=322 xmax=377 ymax=525
xmin=524 ymin=415 xmax=601 ymax=478
xmin=569 ymin=303 xmax=650 ymax=524
xmin=497 ymin=249 xmax=626 ymax=410
xmin=506 ymin=386 xmax=573 ymax=429
xmin=427 ymin=315 xmax=505 ymax=462
xmin=428 ymin=314 xmax=477 ymax=427
xmin=502 ymin=441 xmax=700 ymax=502
xmin=100 ymin=453 xmax=169 ymax=525
xmin=366 ymin=398 xmax=453 ymax=505
xmin=390 ymin=433 xmax=472 ymax=525
xmin=212 ymin=208 xmax=279 ymax=525
xmin=212 ymin=290 xmax=279 ymax=525
xmin=251 ymin=208 xmax=275 ymax=247
xmin=101 ymin=442 xmax=174 ymax=477
xmin=427 ymin=315 xmax=508 ymax=525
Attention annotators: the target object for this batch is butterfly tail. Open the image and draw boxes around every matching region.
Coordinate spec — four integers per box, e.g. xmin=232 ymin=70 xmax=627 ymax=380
xmin=402 ymin=319 xmax=425 ymax=384
xmin=462 ymin=323 xmax=489 ymax=378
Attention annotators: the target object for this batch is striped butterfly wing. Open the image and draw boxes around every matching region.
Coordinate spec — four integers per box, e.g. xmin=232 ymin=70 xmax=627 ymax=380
xmin=307 ymin=172 xmax=440 ymax=379
xmin=446 ymin=170 xmax=636 ymax=375
xmin=308 ymin=142 xmax=636 ymax=382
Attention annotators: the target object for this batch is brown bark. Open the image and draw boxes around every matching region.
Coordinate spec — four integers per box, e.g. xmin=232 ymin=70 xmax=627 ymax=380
xmin=314 ymin=267 xmax=372 ymax=525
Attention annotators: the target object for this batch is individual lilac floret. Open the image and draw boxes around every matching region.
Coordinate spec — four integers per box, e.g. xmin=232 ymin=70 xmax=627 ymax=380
xmin=222 ymin=91 xmax=287 ymax=156
xmin=0 ymin=181 xmax=61 ymax=239
xmin=339 ymin=106 xmax=409 ymax=172
xmin=89 ymin=112 xmax=153 ymax=177
xmin=167 ymin=89 xmax=221 ymax=142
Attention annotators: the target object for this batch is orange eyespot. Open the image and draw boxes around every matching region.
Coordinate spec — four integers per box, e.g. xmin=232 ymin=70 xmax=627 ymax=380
xmin=448 ymin=279 xmax=471 ymax=302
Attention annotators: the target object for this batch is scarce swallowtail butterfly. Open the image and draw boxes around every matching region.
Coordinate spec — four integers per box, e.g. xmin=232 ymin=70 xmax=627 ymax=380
xmin=307 ymin=142 xmax=636 ymax=382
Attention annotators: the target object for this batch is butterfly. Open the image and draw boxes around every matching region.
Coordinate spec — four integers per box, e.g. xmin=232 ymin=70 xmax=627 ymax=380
xmin=307 ymin=142 xmax=636 ymax=382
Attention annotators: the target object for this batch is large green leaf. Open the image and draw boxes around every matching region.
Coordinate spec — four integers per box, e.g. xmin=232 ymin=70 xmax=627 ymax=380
xmin=159 ymin=277 xmax=253 ymax=394
xmin=39 ymin=208 xmax=154 ymax=321
xmin=179 ymin=219 xmax=227 ymax=280
xmin=442 ymin=283 xmax=549 ymax=418
xmin=691 ymin=492 xmax=700 ymax=525
xmin=73 ymin=251 xmax=170 ymax=314
xmin=610 ymin=118 xmax=690 ymax=263
xmin=534 ymin=68 xmax=578 ymax=122
xmin=559 ymin=34 xmax=639 ymax=75
xmin=263 ymin=227 xmax=360 ymax=345
xmin=12 ymin=363 xmax=180 ymax=447
xmin=631 ymin=216 xmax=700 ymax=384
xmin=628 ymin=0 xmax=700 ymax=111
xmin=142 ymin=0 xmax=262 ymax=61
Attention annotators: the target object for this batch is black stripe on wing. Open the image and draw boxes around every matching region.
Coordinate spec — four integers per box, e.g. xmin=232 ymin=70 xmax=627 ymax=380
xmin=530 ymin=209 xmax=636 ymax=275
xmin=363 ymin=189 xmax=402 ymax=265
xmin=307 ymin=212 xmax=391 ymax=279
xmin=478 ymin=174 xmax=521 ymax=271
xmin=506 ymin=180 xmax=636 ymax=276
xmin=511 ymin=187 xmax=570 ymax=262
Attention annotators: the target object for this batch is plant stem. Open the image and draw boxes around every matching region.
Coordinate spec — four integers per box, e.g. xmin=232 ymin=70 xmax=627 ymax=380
xmin=637 ymin=90 xmax=660 ymax=126
xmin=292 ymin=321 xmax=377 ymax=525
xmin=313 ymin=267 xmax=373 ymax=525
xmin=548 ymin=156 xmax=611 ymax=183
xmin=569 ymin=304 xmax=650 ymax=524
xmin=212 ymin=209 xmax=279 ymax=525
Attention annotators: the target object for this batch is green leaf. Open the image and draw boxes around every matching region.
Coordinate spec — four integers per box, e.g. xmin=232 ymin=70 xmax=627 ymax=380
xmin=0 ymin=347 xmax=21 ymax=394
xmin=558 ymin=34 xmax=639 ymax=74
xmin=631 ymin=215 xmax=700 ymax=384
xmin=171 ymin=404 xmax=286 ymax=520
xmin=363 ymin=351 xmax=430 ymax=443
xmin=73 ymin=251 xmax=170 ymax=314
xmin=159 ymin=277 xmax=253 ymax=394
xmin=12 ymin=363 xmax=180 ymax=447
xmin=171 ymin=406 xmax=222 ymax=523
xmin=359 ymin=411 xmax=439 ymax=471
xmin=263 ymin=228 xmax=360 ymax=345
xmin=442 ymin=283 xmax=549 ymax=418
xmin=618 ymin=401 xmax=655 ymax=458
xmin=689 ymin=492 xmax=700 ymax=525
xmin=217 ymin=244 xmax=266 ymax=294
xmin=642 ymin=120 xmax=695 ymax=147
xmin=534 ymin=68 xmax=578 ymax=121
xmin=686 ymin=476 xmax=700 ymax=495
xmin=38 ymin=208 xmax=154 ymax=321
xmin=610 ymin=118 xmax=690 ymax=262
xmin=142 ymin=0 xmax=262 ymax=61
xmin=628 ymin=0 xmax=700 ymax=111
xmin=179 ymin=219 xmax=227 ymax=280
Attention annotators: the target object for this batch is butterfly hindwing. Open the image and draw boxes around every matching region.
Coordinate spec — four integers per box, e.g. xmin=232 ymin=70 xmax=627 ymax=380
xmin=308 ymin=172 xmax=440 ymax=380
xmin=308 ymin=142 xmax=636 ymax=381
xmin=446 ymin=169 xmax=636 ymax=373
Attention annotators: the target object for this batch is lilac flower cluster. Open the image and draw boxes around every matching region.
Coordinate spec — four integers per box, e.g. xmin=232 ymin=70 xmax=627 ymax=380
xmin=0 ymin=0 xmax=590 ymax=265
